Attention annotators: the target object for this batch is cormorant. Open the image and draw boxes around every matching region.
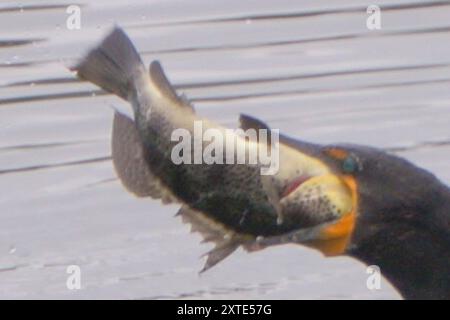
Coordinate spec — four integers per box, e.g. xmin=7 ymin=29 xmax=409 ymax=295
xmin=73 ymin=27 xmax=450 ymax=300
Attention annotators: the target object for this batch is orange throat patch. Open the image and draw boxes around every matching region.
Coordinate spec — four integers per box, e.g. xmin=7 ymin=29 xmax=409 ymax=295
xmin=308 ymin=175 xmax=358 ymax=256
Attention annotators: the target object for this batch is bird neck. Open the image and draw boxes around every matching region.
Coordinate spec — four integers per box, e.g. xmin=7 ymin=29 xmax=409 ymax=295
xmin=348 ymin=184 xmax=450 ymax=299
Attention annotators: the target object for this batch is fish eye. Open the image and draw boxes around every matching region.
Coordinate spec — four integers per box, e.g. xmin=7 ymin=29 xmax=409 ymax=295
xmin=342 ymin=156 xmax=357 ymax=174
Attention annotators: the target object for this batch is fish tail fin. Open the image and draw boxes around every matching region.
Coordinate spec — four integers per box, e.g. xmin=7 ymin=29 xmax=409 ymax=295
xmin=72 ymin=26 xmax=145 ymax=100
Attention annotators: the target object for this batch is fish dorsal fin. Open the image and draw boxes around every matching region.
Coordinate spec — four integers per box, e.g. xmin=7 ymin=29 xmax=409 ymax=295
xmin=149 ymin=61 xmax=194 ymax=111
xmin=177 ymin=206 xmax=252 ymax=273
xmin=111 ymin=111 xmax=177 ymax=203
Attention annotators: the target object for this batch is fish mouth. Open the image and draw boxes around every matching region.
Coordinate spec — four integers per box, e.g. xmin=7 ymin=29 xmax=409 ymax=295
xmin=278 ymin=171 xmax=355 ymax=228
xmin=281 ymin=175 xmax=312 ymax=198
xmin=251 ymin=169 xmax=358 ymax=257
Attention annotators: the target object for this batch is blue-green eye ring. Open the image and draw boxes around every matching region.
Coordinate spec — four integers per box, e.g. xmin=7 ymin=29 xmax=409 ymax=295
xmin=342 ymin=156 xmax=357 ymax=173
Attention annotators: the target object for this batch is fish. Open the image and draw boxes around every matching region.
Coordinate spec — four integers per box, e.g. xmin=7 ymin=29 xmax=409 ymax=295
xmin=72 ymin=27 xmax=354 ymax=272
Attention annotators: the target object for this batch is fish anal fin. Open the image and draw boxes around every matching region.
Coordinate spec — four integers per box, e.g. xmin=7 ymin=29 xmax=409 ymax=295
xmin=149 ymin=61 xmax=194 ymax=111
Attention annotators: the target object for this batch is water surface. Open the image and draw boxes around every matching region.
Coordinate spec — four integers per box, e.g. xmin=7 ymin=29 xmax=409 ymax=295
xmin=1 ymin=0 xmax=450 ymax=299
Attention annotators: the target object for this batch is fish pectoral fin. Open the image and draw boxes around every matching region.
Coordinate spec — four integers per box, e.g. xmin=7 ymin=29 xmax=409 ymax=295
xmin=177 ymin=206 xmax=253 ymax=272
xmin=239 ymin=113 xmax=271 ymax=132
xmin=239 ymin=113 xmax=272 ymax=145
xmin=149 ymin=61 xmax=195 ymax=112
xmin=112 ymin=111 xmax=177 ymax=203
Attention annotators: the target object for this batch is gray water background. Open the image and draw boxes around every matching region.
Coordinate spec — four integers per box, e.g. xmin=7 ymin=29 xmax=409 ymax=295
xmin=1 ymin=0 xmax=450 ymax=299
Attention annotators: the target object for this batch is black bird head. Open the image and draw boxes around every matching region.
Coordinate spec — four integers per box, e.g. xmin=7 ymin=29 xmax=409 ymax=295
xmin=281 ymin=135 xmax=450 ymax=299
xmin=239 ymin=113 xmax=450 ymax=299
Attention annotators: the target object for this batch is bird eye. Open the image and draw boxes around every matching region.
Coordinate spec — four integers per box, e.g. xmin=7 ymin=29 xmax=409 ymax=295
xmin=342 ymin=156 xmax=357 ymax=173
